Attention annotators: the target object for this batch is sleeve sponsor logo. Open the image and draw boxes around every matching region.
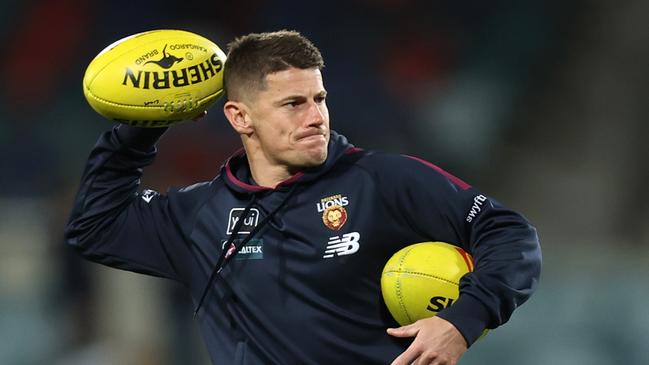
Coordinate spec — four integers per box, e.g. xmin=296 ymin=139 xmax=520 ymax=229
xmin=140 ymin=189 xmax=159 ymax=203
xmin=466 ymin=194 xmax=487 ymax=222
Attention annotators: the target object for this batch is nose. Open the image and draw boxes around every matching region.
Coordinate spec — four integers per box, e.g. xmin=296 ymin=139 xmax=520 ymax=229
xmin=307 ymin=101 xmax=326 ymax=127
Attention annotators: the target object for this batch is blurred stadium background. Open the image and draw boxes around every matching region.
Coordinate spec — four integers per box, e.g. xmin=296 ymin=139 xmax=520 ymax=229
xmin=1 ymin=0 xmax=648 ymax=364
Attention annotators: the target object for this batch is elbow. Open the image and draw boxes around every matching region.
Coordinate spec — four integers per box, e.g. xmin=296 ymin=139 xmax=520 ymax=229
xmin=518 ymin=224 xmax=542 ymax=299
xmin=529 ymin=224 xmax=542 ymax=280
xmin=64 ymin=221 xmax=89 ymax=254
xmin=63 ymin=217 xmax=100 ymax=257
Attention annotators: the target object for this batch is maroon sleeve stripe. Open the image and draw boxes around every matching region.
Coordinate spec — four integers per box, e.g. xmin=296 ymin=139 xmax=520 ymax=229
xmin=403 ymin=155 xmax=471 ymax=190
xmin=455 ymin=247 xmax=475 ymax=272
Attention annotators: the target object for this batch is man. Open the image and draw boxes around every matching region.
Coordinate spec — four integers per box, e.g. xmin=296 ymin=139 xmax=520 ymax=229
xmin=65 ymin=30 xmax=541 ymax=365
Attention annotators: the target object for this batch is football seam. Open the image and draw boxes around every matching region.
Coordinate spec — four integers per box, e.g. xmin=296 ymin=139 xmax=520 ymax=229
xmin=386 ymin=270 xmax=460 ymax=286
xmin=396 ymin=245 xmax=418 ymax=325
xmin=84 ymin=88 xmax=223 ymax=109
xmin=86 ymin=33 xmax=212 ymax=87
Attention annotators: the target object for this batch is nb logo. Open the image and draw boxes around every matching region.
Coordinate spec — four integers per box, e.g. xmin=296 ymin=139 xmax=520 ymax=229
xmin=323 ymin=232 xmax=360 ymax=258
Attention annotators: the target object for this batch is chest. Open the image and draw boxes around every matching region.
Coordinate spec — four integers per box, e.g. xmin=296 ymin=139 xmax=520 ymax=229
xmin=191 ymin=177 xmax=418 ymax=293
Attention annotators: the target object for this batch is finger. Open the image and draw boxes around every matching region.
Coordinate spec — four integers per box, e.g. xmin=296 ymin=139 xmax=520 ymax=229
xmin=390 ymin=345 xmax=421 ymax=365
xmin=413 ymin=352 xmax=442 ymax=365
xmin=387 ymin=323 xmax=420 ymax=338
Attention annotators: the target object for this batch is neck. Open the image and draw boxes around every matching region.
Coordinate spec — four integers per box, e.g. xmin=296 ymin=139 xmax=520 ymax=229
xmin=249 ymin=159 xmax=295 ymax=188
xmin=242 ymin=139 xmax=295 ymax=188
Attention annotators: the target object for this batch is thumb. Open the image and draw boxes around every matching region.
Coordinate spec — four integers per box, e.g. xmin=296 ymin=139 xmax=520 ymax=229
xmin=387 ymin=322 xmax=420 ymax=338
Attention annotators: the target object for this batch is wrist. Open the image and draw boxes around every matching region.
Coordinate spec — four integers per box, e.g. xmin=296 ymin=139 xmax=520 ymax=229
xmin=115 ymin=124 xmax=168 ymax=151
xmin=436 ymin=294 xmax=491 ymax=346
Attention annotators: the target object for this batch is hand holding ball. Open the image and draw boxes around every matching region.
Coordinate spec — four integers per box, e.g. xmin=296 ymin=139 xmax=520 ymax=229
xmin=83 ymin=29 xmax=226 ymax=127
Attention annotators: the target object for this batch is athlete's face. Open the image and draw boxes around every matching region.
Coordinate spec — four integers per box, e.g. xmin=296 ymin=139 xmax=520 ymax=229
xmin=246 ymin=68 xmax=330 ymax=170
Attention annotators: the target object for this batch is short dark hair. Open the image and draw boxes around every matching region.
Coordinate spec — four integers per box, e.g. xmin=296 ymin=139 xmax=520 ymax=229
xmin=223 ymin=30 xmax=324 ymax=101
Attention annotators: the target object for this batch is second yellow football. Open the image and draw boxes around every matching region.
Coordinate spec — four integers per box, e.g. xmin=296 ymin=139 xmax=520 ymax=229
xmin=381 ymin=241 xmax=474 ymax=326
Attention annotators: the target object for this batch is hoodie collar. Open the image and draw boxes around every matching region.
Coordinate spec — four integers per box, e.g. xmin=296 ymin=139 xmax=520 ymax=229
xmin=222 ymin=130 xmax=354 ymax=194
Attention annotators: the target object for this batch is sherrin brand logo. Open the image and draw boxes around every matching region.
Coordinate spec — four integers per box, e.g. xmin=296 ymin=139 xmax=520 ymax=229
xmin=122 ymin=50 xmax=223 ymax=90
xmin=317 ymin=194 xmax=350 ymax=230
xmin=142 ymin=44 xmax=183 ymax=69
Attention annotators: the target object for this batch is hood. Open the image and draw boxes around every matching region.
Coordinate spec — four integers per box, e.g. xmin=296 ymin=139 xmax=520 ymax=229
xmin=221 ymin=130 xmax=355 ymax=194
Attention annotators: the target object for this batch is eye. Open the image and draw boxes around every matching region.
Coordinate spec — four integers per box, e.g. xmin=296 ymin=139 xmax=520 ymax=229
xmin=315 ymin=94 xmax=327 ymax=104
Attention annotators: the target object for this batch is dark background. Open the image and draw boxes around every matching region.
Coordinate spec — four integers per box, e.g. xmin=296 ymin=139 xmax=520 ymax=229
xmin=1 ymin=1 xmax=648 ymax=364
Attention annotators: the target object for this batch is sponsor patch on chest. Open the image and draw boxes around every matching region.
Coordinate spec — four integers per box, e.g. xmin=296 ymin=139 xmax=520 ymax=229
xmin=221 ymin=239 xmax=264 ymax=260
xmin=227 ymin=208 xmax=260 ymax=234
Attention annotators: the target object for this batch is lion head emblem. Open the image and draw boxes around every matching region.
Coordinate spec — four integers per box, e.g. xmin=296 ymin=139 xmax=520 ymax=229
xmin=322 ymin=205 xmax=348 ymax=230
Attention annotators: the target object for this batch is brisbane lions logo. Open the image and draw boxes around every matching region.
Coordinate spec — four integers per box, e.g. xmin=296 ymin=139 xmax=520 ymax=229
xmin=322 ymin=205 xmax=347 ymax=230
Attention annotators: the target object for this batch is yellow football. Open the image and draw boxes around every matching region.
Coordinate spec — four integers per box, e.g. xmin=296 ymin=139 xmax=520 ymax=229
xmin=381 ymin=242 xmax=474 ymax=326
xmin=83 ymin=29 xmax=226 ymax=127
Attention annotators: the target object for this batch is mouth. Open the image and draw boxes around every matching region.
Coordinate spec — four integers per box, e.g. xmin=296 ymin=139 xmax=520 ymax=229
xmin=295 ymin=130 xmax=327 ymax=143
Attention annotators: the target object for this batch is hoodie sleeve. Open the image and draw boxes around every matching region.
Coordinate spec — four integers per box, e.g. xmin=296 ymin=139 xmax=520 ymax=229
xmin=374 ymin=153 xmax=541 ymax=346
xmin=64 ymin=125 xmax=197 ymax=284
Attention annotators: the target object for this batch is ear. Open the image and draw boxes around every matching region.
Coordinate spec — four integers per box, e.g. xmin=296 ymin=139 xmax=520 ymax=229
xmin=223 ymin=100 xmax=253 ymax=135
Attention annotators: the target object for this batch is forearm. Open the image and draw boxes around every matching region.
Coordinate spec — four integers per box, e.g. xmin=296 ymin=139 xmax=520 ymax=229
xmin=64 ymin=126 xmax=166 ymax=247
xmin=440 ymin=210 xmax=541 ymax=345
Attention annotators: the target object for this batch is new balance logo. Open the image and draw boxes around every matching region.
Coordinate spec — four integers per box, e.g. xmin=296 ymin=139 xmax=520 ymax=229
xmin=323 ymin=232 xmax=361 ymax=258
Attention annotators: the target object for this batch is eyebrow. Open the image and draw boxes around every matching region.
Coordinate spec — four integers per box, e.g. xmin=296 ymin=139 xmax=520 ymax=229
xmin=274 ymin=91 xmax=328 ymax=106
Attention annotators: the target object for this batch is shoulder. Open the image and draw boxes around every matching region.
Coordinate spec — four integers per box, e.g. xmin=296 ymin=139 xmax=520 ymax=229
xmin=168 ymin=177 xmax=225 ymax=212
xmin=347 ymin=150 xmax=471 ymax=190
xmin=163 ymin=177 xmax=227 ymax=235
xmin=349 ymin=149 xmax=438 ymax=171
xmin=340 ymin=149 xmax=406 ymax=173
xmin=174 ymin=180 xmax=216 ymax=195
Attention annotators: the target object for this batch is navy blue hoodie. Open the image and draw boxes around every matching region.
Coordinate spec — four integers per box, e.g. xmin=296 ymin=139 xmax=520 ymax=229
xmin=65 ymin=126 xmax=541 ymax=364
